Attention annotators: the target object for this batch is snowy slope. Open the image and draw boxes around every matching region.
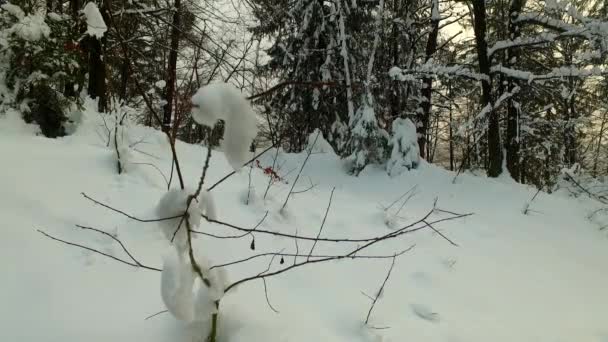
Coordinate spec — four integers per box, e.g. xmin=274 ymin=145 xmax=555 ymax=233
xmin=1 ymin=107 xmax=608 ymax=342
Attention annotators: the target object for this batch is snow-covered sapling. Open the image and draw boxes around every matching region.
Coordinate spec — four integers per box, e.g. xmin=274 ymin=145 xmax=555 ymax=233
xmin=387 ymin=118 xmax=419 ymax=177
xmin=154 ymin=82 xmax=258 ymax=339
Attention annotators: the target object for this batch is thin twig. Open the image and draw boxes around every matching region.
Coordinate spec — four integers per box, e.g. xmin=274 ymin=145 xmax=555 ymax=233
xmin=281 ymin=131 xmax=320 ymax=212
xmin=522 ymin=188 xmax=542 ymax=215
xmin=208 ymin=145 xmax=276 ymax=192
xmin=210 ymin=249 xmax=402 ymax=270
xmin=421 ymin=219 xmax=459 ymax=247
xmin=201 ymin=208 xmax=470 ymax=243
xmin=263 ymin=146 xmax=281 ymax=200
xmin=365 ymin=255 xmax=397 ymax=324
xmin=262 ymin=278 xmax=279 ymax=313
xmin=224 ymin=245 xmax=413 ymax=294
xmin=130 ymin=162 xmax=170 ymax=187
xmin=75 ymin=224 xmax=143 ymax=266
xmin=82 ymin=192 xmax=183 ymax=222
xmin=308 ymin=187 xmax=335 ymax=261
xmin=144 ymin=310 xmax=169 ymax=320
xmin=37 ymin=229 xmax=162 ymax=272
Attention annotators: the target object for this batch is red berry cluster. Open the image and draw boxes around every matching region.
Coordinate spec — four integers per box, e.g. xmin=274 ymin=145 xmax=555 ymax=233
xmin=255 ymin=160 xmax=287 ymax=184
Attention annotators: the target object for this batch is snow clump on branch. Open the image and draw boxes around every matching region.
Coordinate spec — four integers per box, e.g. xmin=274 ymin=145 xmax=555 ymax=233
xmin=161 ymin=248 xmax=228 ymax=323
xmin=191 ymin=83 xmax=258 ymax=171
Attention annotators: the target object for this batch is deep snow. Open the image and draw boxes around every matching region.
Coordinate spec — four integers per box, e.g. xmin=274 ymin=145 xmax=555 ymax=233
xmin=1 ymin=106 xmax=608 ymax=342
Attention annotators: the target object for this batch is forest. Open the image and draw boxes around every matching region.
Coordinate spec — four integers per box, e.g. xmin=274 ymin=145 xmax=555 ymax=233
xmin=1 ymin=0 xmax=608 ymax=341
xmin=2 ymin=0 xmax=607 ymax=187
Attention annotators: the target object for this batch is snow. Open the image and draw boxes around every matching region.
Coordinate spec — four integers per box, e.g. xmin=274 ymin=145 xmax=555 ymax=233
xmin=307 ymin=128 xmax=335 ymax=154
xmin=387 ymin=118 xmax=419 ymax=177
xmin=161 ymin=248 xmax=227 ymax=324
xmin=0 ymin=108 xmax=40 ymax=135
xmin=161 ymin=248 xmax=197 ymax=322
xmin=8 ymin=11 xmax=50 ymax=41
xmin=82 ymin=2 xmax=107 ymax=39
xmin=156 ymin=188 xmax=201 ymax=253
xmin=1 ymin=104 xmax=608 ymax=342
xmin=191 ymin=83 xmax=258 ymax=171
xmin=2 ymin=3 xmax=25 ymax=19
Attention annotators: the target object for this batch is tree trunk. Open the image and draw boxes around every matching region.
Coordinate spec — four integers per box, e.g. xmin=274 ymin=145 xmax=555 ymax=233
xmin=592 ymin=111 xmax=607 ymax=177
xmin=86 ymin=0 xmax=110 ymax=112
xmin=472 ymin=0 xmax=501 ymax=177
xmin=448 ymin=81 xmax=454 ymax=171
xmin=87 ymin=37 xmax=107 ymax=112
xmin=505 ymin=0 xmax=526 ymax=181
xmin=418 ymin=0 xmax=440 ymax=159
xmin=119 ymin=59 xmax=129 ymax=102
xmin=388 ymin=0 xmax=401 ymax=119
xmin=163 ymin=0 xmax=182 ymax=134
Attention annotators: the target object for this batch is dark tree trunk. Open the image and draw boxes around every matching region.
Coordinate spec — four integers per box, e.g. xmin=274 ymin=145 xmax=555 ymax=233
xmin=563 ymin=51 xmax=577 ymax=167
xmin=119 ymin=59 xmax=129 ymax=101
xmin=472 ymin=0 xmax=501 ymax=177
xmin=448 ymin=81 xmax=454 ymax=171
xmin=505 ymin=0 xmax=526 ymax=181
xmin=69 ymin=0 xmax=79 ymax=17
xmin=418 ymin=2 xmax=440 ymax=159
xmin=388 ymin=0 xmax=401 ymax=119
xmin=163 ymin=0 xmax=182 ymax=134
xmin=86 ymin=0 xmax=110 ymax=112
xmin=64 ymin=0 xmax=82 ymax=98
xmin=87 ymin=36 xmax=107 ymax=112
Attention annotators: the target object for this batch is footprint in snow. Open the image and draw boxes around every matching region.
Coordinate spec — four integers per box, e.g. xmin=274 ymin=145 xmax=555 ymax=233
xmin=409 ymin=271 xmax=432 ymax=287
xmin=441 ymin=258 xmax=457 ymax=270
xmin=410 ymin=303 xmax=440 ymax=323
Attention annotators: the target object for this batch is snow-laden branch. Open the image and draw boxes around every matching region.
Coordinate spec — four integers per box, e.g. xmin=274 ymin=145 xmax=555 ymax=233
xmin=389 ymin=64 xmax=487 ymax=82
xmin=491 ymin=64 xmax=607 ymax=82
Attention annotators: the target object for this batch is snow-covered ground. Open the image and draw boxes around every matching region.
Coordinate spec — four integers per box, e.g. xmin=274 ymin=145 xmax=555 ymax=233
xmin=1 ymin=106 xmax=607 ymax=342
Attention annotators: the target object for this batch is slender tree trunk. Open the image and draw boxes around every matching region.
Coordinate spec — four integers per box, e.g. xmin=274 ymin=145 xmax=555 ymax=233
xmin=163 ymin=0 xmax=182 ymax=134
xmin=87 ymin=0 xmax=110 ymax=112
xmin=389 ymin=0 xmax=401 ymax=119
xmin=505 ymin=0 xmax=525 ymax=181
xmin=418 ymin=0 xmax=440 ymax=159
xmin=472 ymin=0 xmax=501 ymax=177
xmin=119 ymin=59 xmax=129 ymax=102
xmin=592 ymin=111 xmax=607 ymax=177
xmin=87 ymin=37 xmax=106 ymax=111
xmin=448 ymin=81 xmax=454 ymax=171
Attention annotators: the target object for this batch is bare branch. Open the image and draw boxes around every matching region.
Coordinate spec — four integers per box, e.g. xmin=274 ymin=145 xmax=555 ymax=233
xmin=308 ymin=187 xmax=335 ymax=260
xmin=281 ymin=131 xmax=319 ymax=212
xmin=82 ymin=192 xmax=183 ymax=222
xmin=37 ymin=229 xmax=162 ymax=272
xmin=365 ymin=256 xmax=397 ymax=324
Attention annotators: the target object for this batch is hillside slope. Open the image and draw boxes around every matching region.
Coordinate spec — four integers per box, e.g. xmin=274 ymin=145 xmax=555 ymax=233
xmin=1 ymin=108 xmax=607 ymax=342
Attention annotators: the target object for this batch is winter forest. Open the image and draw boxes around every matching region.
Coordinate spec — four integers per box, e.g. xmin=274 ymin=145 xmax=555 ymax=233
xmin=2 ymin=0 xmax=608 ymax=341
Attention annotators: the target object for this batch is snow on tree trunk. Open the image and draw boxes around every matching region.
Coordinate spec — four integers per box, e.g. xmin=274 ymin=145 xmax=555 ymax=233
xmin=82 ymin=2 xmax=107 ymax=39
xmin=387 ymin=118 xmax=420 ymax=177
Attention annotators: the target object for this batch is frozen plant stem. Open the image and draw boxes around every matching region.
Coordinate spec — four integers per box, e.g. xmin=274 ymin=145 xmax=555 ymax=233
xmin=281 ymin=131 xmax=320 ymax=212
xmin=264 ymin=146 xmax=281 ymax=200
xmin=308 ymin=187 xmax=335 ymax=261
